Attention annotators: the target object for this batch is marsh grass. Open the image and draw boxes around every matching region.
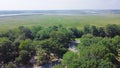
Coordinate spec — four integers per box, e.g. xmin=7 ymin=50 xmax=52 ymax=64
xmin=0 ymin=14 xmax=120 ymax=32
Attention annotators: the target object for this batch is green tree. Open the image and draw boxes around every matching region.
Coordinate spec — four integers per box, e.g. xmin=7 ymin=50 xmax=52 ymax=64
xmin=106 ymin=24 xmax=119 ymax=37
xmin=112 ymin=36 xmax=120 ymax=50
xmin=18 ymin=26 xmax=33 ymax=39
xmin=19 ymin=39 xmax=35 ymax=56
xmin=31 ymin=26 xmax=42 ymax=37
xmin=36 ymin=29 xmax=50 ymax=40
xmin=69 ymin=27 xmax=83 ymax=38
xmin=84 ymin=25 xmax=90 ymax=34
xmin=3 ymin=29 xmax=20 ymax=41
xmin=16 ymin=50 xmax=30 ymax=64
xmin=80 ymin=34 xmax=102 ymax=46
xmin=0 ymin=37 xmax=16 ymax=63
xmin=98 ymin=27 xmax=106 ymax=37
xmin=91 ymin=25 xmax=99 ymax=36
xmin=39 ymin=39 xmax=67 ymax=57
xmin=50 ymin=29 xmax=74 ymax=45
xmin=61 ymin=45 xmax=116 ymax=68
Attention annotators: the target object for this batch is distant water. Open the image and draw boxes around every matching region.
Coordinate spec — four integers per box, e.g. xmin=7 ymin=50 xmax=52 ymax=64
xmin=0 ymin=13 xmax=43 ymax=17
xmin=0 ymin=13 xmax=76 ymax=17
xmin=0 ymin=10 xmax=120 ymax=17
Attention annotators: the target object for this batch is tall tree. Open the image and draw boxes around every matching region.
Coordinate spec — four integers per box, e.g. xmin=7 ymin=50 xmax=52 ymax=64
xmin=91 ymin=25 xmax=99 ymax=36
xmin=98 ymin=27 xmax=106 ymax=37
xmin=106 ymin=24 xmax=119 ymax=37
xmin=84 ymin=25 xmax=90 ymax=34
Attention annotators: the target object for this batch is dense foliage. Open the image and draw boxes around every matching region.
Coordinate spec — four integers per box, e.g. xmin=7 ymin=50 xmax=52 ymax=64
xmin=0 ymin=25 xmax=74 ymax=67
xmin=0 ymin=24 xmax=120 ymax=68
xmin=54 ymin=35 xmax=120 ymax=68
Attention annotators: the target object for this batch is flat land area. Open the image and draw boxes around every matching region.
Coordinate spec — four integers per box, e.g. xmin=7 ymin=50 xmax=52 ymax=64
xmin=0 ymin=14 xmax=120 ymax=32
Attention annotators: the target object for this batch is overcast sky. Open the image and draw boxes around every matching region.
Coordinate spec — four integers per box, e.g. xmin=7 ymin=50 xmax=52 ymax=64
xmin=0 ymin=0 xmax=120 ymax=10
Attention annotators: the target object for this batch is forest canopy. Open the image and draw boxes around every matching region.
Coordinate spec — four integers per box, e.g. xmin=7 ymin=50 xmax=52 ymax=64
xmin=0 ymin=24 xmax=120 ymax=68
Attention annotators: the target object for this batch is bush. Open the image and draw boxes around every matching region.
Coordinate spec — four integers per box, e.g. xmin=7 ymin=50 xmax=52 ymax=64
xmin=6 ymin=62 xmax=17 ymax=68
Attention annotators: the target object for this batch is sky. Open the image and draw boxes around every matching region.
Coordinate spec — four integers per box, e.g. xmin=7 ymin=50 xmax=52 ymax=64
xmin=0 ymin=0 xmax=120 ymax=10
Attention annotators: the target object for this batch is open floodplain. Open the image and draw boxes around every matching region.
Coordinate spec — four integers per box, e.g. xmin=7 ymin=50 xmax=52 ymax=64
xmin=0 ymin=14 xmax=120 ymax=32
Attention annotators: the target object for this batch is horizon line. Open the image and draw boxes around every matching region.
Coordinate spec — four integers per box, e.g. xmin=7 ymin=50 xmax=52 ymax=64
xmin=0 ymin=9 xmax=120 ymax=11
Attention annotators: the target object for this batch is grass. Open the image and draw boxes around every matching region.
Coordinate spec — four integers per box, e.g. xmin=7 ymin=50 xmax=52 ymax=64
xmin=0 ymin=14 xmax=120 ymax=32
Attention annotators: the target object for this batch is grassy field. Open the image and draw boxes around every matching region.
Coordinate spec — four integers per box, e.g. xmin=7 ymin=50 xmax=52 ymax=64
xmin=0 ymin=14 xmax=120 ymax=32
